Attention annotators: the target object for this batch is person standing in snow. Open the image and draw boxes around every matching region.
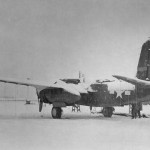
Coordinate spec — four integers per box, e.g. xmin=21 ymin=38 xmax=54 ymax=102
xmin=136 ymin=102 xmax=142 ymax=118
xmin=131 ymin=104 xmax=137 ymax=119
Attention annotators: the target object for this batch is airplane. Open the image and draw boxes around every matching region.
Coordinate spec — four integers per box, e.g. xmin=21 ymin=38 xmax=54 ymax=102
xmin=0 ymin=39 xmax=149 ymax=119
xmin=113 ymin=39 xmax=150 ymax=105
xmin=0 ymin=75 xmax=136 ymax=119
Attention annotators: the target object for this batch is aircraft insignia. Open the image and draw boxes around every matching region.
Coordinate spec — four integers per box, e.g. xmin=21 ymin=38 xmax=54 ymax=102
xmin=115 ymin=90 xmax=123 ymax=98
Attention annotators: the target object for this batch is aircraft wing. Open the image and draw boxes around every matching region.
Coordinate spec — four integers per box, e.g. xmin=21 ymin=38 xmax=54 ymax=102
xmin=113 ymin=75 xmax=150 ymax=88
xmin=0 ymin=77 xmax=80 ymax=96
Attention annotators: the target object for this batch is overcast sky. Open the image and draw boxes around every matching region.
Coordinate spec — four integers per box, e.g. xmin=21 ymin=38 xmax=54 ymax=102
xmin=0 ymin=0 xmax=150 ymax=83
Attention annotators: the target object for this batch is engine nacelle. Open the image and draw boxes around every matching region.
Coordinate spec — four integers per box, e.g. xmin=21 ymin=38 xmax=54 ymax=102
xmin=53 ymin=102 xmax=66 ymax=107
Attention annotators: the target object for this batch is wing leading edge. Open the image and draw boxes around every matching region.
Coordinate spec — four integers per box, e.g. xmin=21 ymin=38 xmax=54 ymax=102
xmin=0 ymin=77 xmax=80 ymax=96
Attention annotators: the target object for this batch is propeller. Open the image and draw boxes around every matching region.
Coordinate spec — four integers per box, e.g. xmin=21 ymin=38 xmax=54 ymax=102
xmin=36 ymin=89 xmax=43 ymax=112
xmin=39 ymin=100 xmax=43 ymax=112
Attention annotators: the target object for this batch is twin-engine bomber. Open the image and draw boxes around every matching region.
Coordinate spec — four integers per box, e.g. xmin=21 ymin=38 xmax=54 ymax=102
xmin=0 ymin=77 xmax=136 ymax=118
xmin=1 ymin=39 xmax=150 ymax=119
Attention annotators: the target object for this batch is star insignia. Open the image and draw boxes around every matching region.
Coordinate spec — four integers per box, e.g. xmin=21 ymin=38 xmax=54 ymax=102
xmin=115 ymin=90 xmax=123 ymax=98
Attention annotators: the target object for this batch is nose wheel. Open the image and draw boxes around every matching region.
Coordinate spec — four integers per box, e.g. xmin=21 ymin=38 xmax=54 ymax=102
xmin=51 ymin=107 xmax=62 ymax=119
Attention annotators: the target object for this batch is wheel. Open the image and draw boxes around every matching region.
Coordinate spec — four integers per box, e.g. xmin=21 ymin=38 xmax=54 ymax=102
xmin=51 ymin=107 xmax=62 ymax=119
xmin=102 ymin=107 xmax=114 ymax=117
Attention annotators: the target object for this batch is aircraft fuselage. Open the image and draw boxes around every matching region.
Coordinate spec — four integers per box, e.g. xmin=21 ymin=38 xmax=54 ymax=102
xmin=39 ymin=80 xmax=138 ymax=108
xmin=76 ymin=81 xmax=136 ymax=107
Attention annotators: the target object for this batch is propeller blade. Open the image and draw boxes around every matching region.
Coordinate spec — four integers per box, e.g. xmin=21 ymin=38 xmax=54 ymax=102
xmin=39 ymin=100 xmax=43 ymax=112
xmin=36 ymin=89 xmax=43 ymax=112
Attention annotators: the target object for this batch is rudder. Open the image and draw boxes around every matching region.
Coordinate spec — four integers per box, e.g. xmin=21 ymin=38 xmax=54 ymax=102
xmin=136 ymin=40 xmax=150 ymax=80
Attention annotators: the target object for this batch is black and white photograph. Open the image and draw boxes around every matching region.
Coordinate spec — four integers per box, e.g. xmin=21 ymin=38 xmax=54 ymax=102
xmin=0 ymin=0 xmax=150 ymax=150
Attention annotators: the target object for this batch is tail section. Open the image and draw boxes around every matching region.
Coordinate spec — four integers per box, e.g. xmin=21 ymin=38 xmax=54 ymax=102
xmin=136 ymin=40 xmax=150 ymax=80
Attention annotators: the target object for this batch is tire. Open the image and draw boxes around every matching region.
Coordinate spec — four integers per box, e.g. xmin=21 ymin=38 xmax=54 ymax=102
xmin=51 ymin=107 xmax=62 ymax=119
xmin=102 ymin=107 xmax=113 ymax=117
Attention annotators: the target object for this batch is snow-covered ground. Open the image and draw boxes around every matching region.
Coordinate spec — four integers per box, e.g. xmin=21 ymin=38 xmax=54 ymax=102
xmin=0 ymin=101 xmax=150 ymax=150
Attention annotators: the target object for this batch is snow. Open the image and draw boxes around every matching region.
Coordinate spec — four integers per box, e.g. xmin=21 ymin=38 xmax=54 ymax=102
xmin=0 ymin=101 xmax=150 ymax=150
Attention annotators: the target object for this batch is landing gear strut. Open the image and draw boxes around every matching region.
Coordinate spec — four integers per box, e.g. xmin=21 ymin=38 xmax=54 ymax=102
xmin=102 ymin=107 xmax=114 ymax=117
xmin=51 ymin=107 xmax=62 ymax=119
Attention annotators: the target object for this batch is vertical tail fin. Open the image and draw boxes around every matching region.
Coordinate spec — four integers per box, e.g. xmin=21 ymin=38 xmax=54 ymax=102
xmin=136 ymin=40 xmax=150 ymax=80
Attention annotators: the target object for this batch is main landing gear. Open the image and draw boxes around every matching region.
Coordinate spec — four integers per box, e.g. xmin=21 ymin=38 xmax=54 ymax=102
xmin=102 ymin=107 xmax=114 ymax=117
xmin=51 ymin=107 xmax=62 ymax=119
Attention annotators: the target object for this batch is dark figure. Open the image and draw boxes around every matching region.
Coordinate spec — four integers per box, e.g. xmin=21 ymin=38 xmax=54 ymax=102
xmin=131 ymin=104 xmax=137 ymax=119
xmin=77 ymin=105 xmax=81 ymax=112
xmin=136 ymin=102 xmax=142 ymax=118
xmin=72 ymin=106 xmax=75 ymax=112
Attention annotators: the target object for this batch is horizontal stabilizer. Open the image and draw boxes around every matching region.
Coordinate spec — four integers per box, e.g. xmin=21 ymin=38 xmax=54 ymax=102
xmin=113 ymin=75 xmax=150 ymax=88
